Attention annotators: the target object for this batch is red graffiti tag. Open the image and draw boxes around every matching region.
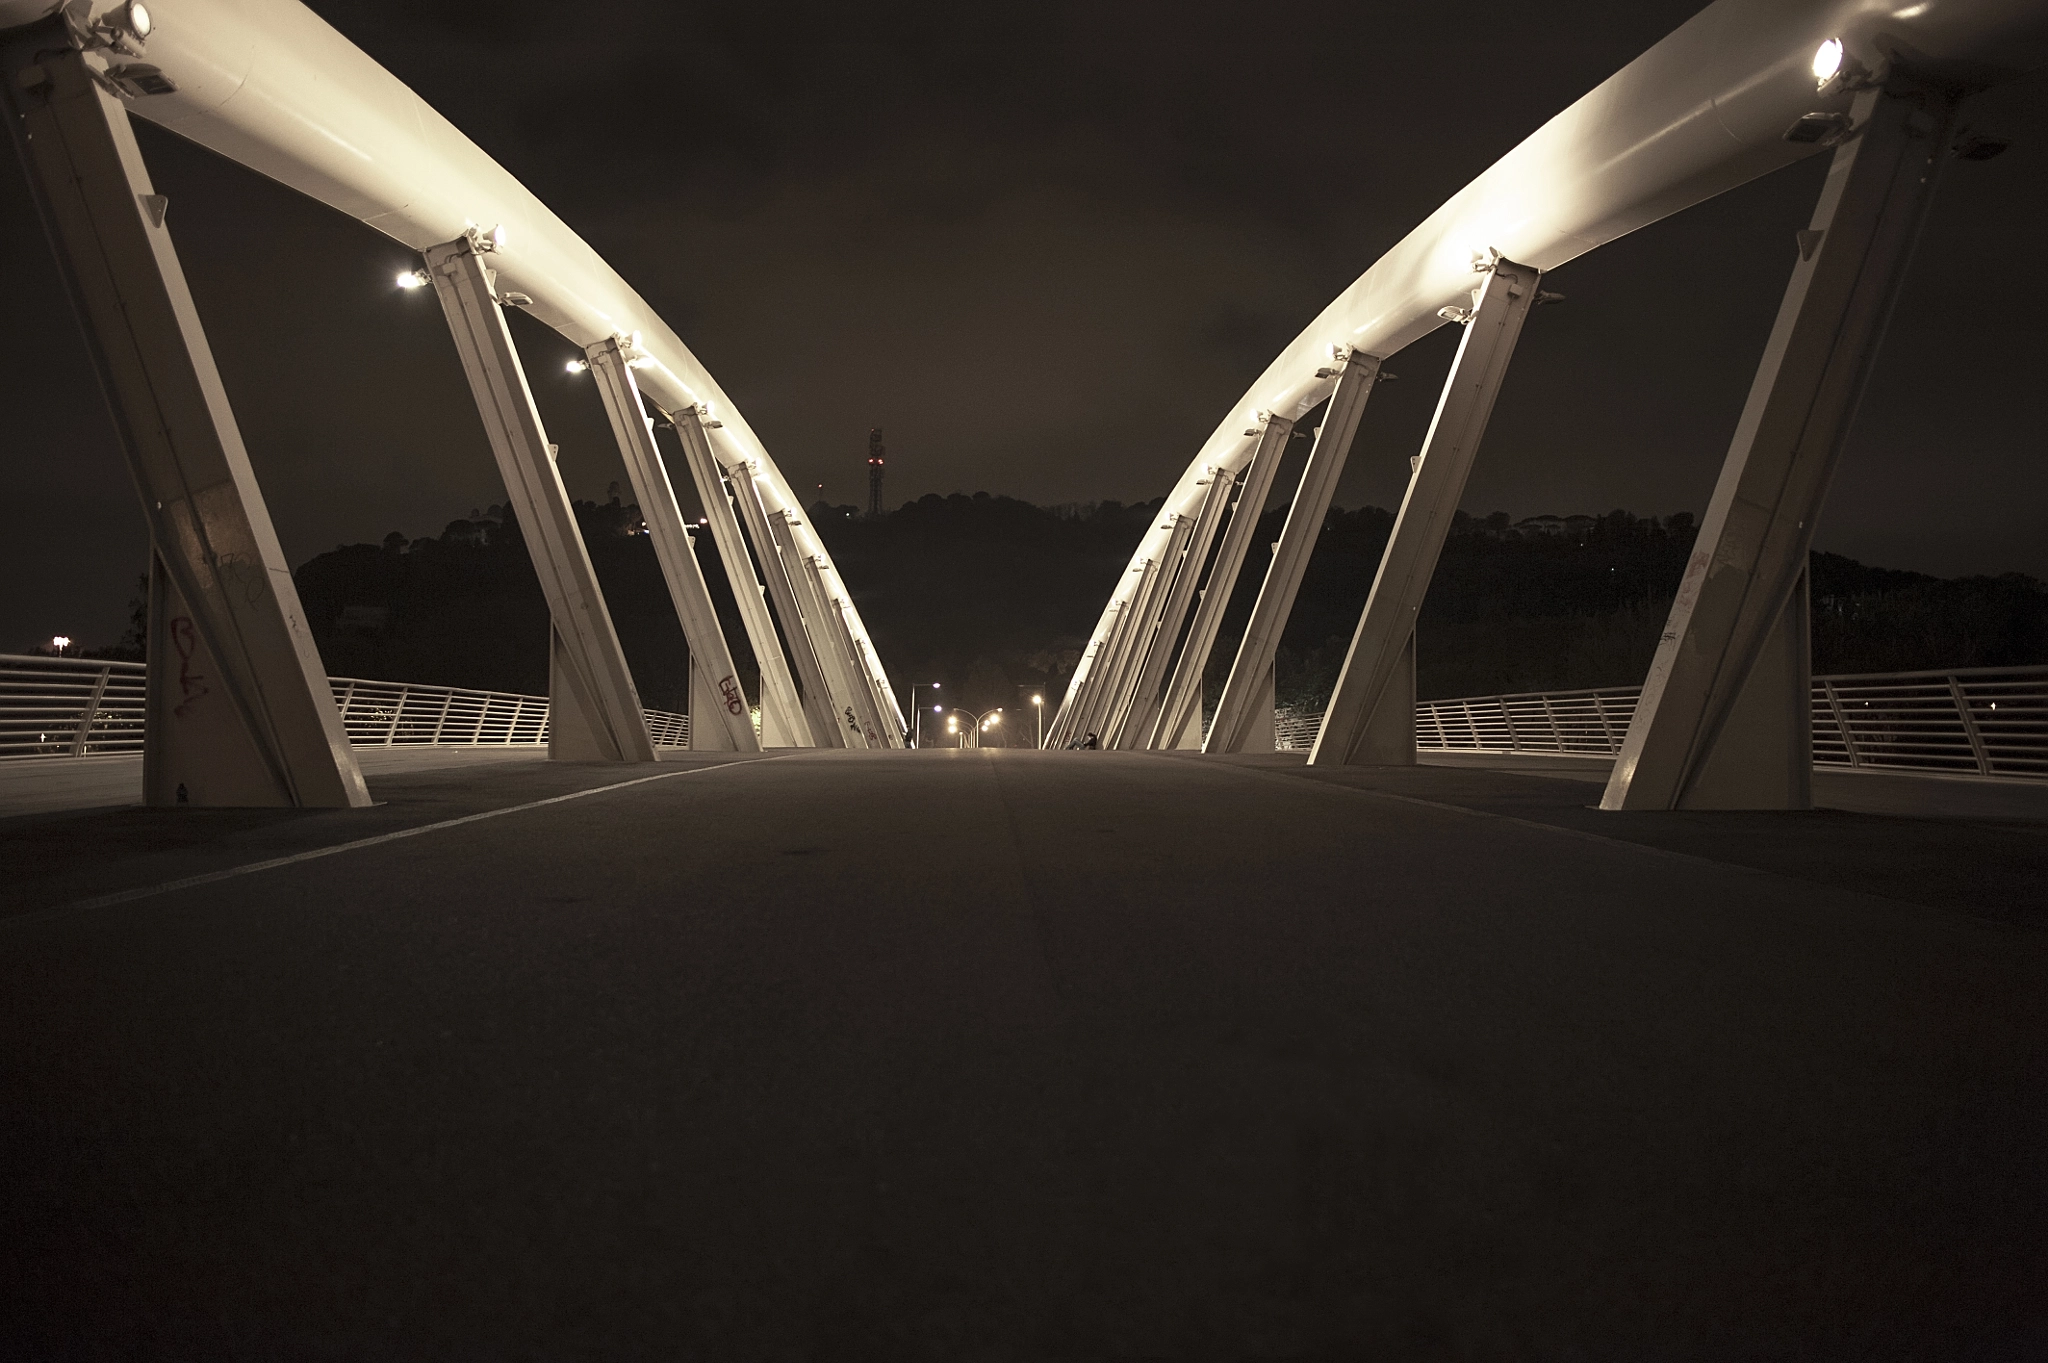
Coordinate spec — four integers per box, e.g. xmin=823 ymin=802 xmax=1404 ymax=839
xmin=169 ymin=615 xmax=209 ymax=718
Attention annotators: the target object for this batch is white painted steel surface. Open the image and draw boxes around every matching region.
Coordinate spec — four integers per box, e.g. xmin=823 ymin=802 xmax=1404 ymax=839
xmin=1603 ymin=83 xmax=1961 ymax=810
xmin=0 ymin=655 xmax=691 ymax=757
xmin=1 ymin=32 xmax=369 ymax=808
xmin=1147 ymin=418 xmax=1295 ymax=753
xmin=669 ymin=410 xmax=812 ymax=748
xmin=1311 ymin=260 xmax=1541 ymax=768
xmin=423 ymin=232 xmax=656 ymax=764
xmin=1059 ymin=0 xmax=2048 ymax=738
xmin=1113 ymin=470 xmax=1229 ymax=750
xmin=585 ymin=339 xmax=759 ymax=753
xmin=1206 ymin=352 xmax=1382 ymax=753
xmin=0 ymin=0 xmax=900 ymax=735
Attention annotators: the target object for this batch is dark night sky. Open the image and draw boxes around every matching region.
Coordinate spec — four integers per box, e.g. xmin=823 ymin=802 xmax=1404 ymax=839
xmin=3 ymin=0 xmax=2044 ymax=651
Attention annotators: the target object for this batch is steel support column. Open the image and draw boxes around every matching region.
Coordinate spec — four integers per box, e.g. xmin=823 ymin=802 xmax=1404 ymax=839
xmin=1099 ymin=531 xmax=1180 ymax=747
xmin=1 ymin=28 xmax=368 ymax=808
xmin=1603 ymin=83 xmax=1960 ymax=810
xmin=795 ymin=550 xmax=900 ymax=747
xmin=1310 ymin=256 xmax=1542 ymax=767
xmin=667 ymin=411 xmax=812 ymax=747
xmin=1075 ymin=561 xmax=1159 ymax=745
xmin=585 ymin=339 xmax=759 ymax=752
xmin=729 ymin=463 xmax=845 ymax=747
xmin=1114 ymin=468 xmax=1230 ymax=749
xmin=422 ymin=232 xmax=655 ymax=763
xmin=1104 ymin=515 xmax=1198 ymax=747
xmin=852 ymin=637 xmax=906 ymax=748
xmin=1055 ymin=601 xmax=1130 ymax=749
xmin=771 ymin=512 xmax=872 ymax=746
xmin=1206 ymin=353 xmax=1384 ymax=753
xmin=1150 ymin=416 xmax=1294 ymax=752
xmin=1046 ymin=607 xmax=1114 ymax=750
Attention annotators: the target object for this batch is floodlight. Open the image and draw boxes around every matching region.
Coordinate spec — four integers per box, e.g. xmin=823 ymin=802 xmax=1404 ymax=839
xmin=565 ymin=359 xmax=588 ymax=374
xmin=124 ymin=2 xmax=152 ymax=38
xmin=1812 ymin=38 xmax=1843 ymax=86
xmin=395 ymin=269 xmax=428 ymax=289
xmin=490 ymin=223 xmax=508 ymax=248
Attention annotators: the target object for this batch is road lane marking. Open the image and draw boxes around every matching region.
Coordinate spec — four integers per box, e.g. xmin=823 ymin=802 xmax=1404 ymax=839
xmin=27 ymin=758 xmax=782 ymax=924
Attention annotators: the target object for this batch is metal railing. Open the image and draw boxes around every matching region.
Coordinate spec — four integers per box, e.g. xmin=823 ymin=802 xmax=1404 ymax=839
xmin=1 ymin=654 xmax=689 ymax=759
xmin=1266 ymin=665 xmax=2048 ymax=781
xmin=0 ymin=655 xmax=148 ymax=759
xmin=1411 ymin=688 xmax=1641 ymax=757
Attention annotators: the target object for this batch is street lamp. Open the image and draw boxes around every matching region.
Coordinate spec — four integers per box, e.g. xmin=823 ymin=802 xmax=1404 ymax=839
xmin=941 ymin=707 xmax=1004 ymax=749
xmin=50 ymin=635 xmax=71 ymax=656
xmin=1031 ymin=694 xmax=1043 ymax=749
xmin=910 ymin=681 xmax=942 ymax=748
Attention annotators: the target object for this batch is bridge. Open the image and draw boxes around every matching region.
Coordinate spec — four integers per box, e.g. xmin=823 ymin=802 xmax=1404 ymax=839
xmin=4 ymin=0 xmax=2047 ymax=1353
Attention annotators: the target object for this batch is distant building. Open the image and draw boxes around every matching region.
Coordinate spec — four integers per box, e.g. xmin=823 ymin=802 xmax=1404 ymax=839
xmin=1513 ymin=514 xmax=1598 ymax=539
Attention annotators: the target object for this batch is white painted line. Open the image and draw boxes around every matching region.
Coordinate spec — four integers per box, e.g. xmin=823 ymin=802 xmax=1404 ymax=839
xmin=30 ymin=758 xmax=778 ymax=924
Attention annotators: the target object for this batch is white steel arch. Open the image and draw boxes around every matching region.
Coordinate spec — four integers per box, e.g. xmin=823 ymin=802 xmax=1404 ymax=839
xmin=1051 ymin=0 xmax=2048 ymax=745
xmin=0 ymin=0 xmax=904 ymax=742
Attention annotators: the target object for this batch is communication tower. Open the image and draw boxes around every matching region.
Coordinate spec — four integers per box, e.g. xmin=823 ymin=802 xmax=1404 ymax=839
xmin=867 ymin=428 xmax=885 ymax=518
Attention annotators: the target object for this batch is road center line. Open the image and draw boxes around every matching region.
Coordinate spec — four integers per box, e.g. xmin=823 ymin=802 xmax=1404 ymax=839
xmin=28 ymin=757 xmax=781 ymax=925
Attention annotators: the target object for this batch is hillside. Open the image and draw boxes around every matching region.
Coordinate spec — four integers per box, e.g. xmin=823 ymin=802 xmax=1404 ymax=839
xmin=257 ymin=494 xmax=2048 ymax=722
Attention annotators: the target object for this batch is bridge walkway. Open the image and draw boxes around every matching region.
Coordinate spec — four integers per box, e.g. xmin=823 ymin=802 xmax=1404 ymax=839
xmin=3 ymin=749 xmax=2044 ymax=1355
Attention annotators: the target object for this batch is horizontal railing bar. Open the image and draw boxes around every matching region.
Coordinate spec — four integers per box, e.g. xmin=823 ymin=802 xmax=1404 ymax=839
xmin=0 ymin=657 xmax=688 ymax=760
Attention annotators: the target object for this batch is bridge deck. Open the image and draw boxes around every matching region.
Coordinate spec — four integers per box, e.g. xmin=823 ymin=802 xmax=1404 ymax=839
xmin=4 ymin=749 xmax=2044 ymax=1355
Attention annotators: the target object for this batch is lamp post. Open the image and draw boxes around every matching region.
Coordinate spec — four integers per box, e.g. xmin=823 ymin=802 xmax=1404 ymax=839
xmin=50 ymin=635 xmax=71 ymax=657
xmin=910 ymin=682 xmax=942 ymax=748
xmin=942 ymin=707 xmax=1004 ymax=749
xmin=1031 ymin=693 xmax=1043 ymax=749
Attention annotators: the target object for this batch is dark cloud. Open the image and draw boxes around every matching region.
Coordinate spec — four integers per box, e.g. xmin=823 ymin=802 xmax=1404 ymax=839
xmin=3 ymin=0 xmax=2043 ymax=652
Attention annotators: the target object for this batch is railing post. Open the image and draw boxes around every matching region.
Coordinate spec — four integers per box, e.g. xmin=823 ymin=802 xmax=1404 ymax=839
xmin=432 ymin=688 xmax=455 ymax=744
xmin=68 ymin=663 xmax=112 ymax=758
xmin=1593 ymin=693 xmax=1618 ymax=754
xmin=1545 ymin=695 xmax=1565 ymax=753
xmin=1949 ymin=675 xmax=1992 ymax=776
xmin=385 ymin=686 xmax=407 ymax=745
xmin=1822 ymin=678 xmax=1858 ymax=768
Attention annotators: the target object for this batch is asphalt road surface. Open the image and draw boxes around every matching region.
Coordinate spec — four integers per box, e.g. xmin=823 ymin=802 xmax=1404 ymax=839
xmin=4 ymin=749 xmax=2044 ymax=1359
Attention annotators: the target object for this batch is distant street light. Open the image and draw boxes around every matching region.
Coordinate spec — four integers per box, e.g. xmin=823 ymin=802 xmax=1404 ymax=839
xmin=911 ymin=682 xmax=942 ymax=747
xmin=50 ymin=635 xmax=71 ymax=656
xmin=942 ymin=706 xmax=1004 ymax=749
xmin=1031 ymin=694 xmax=1044 ymax=749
